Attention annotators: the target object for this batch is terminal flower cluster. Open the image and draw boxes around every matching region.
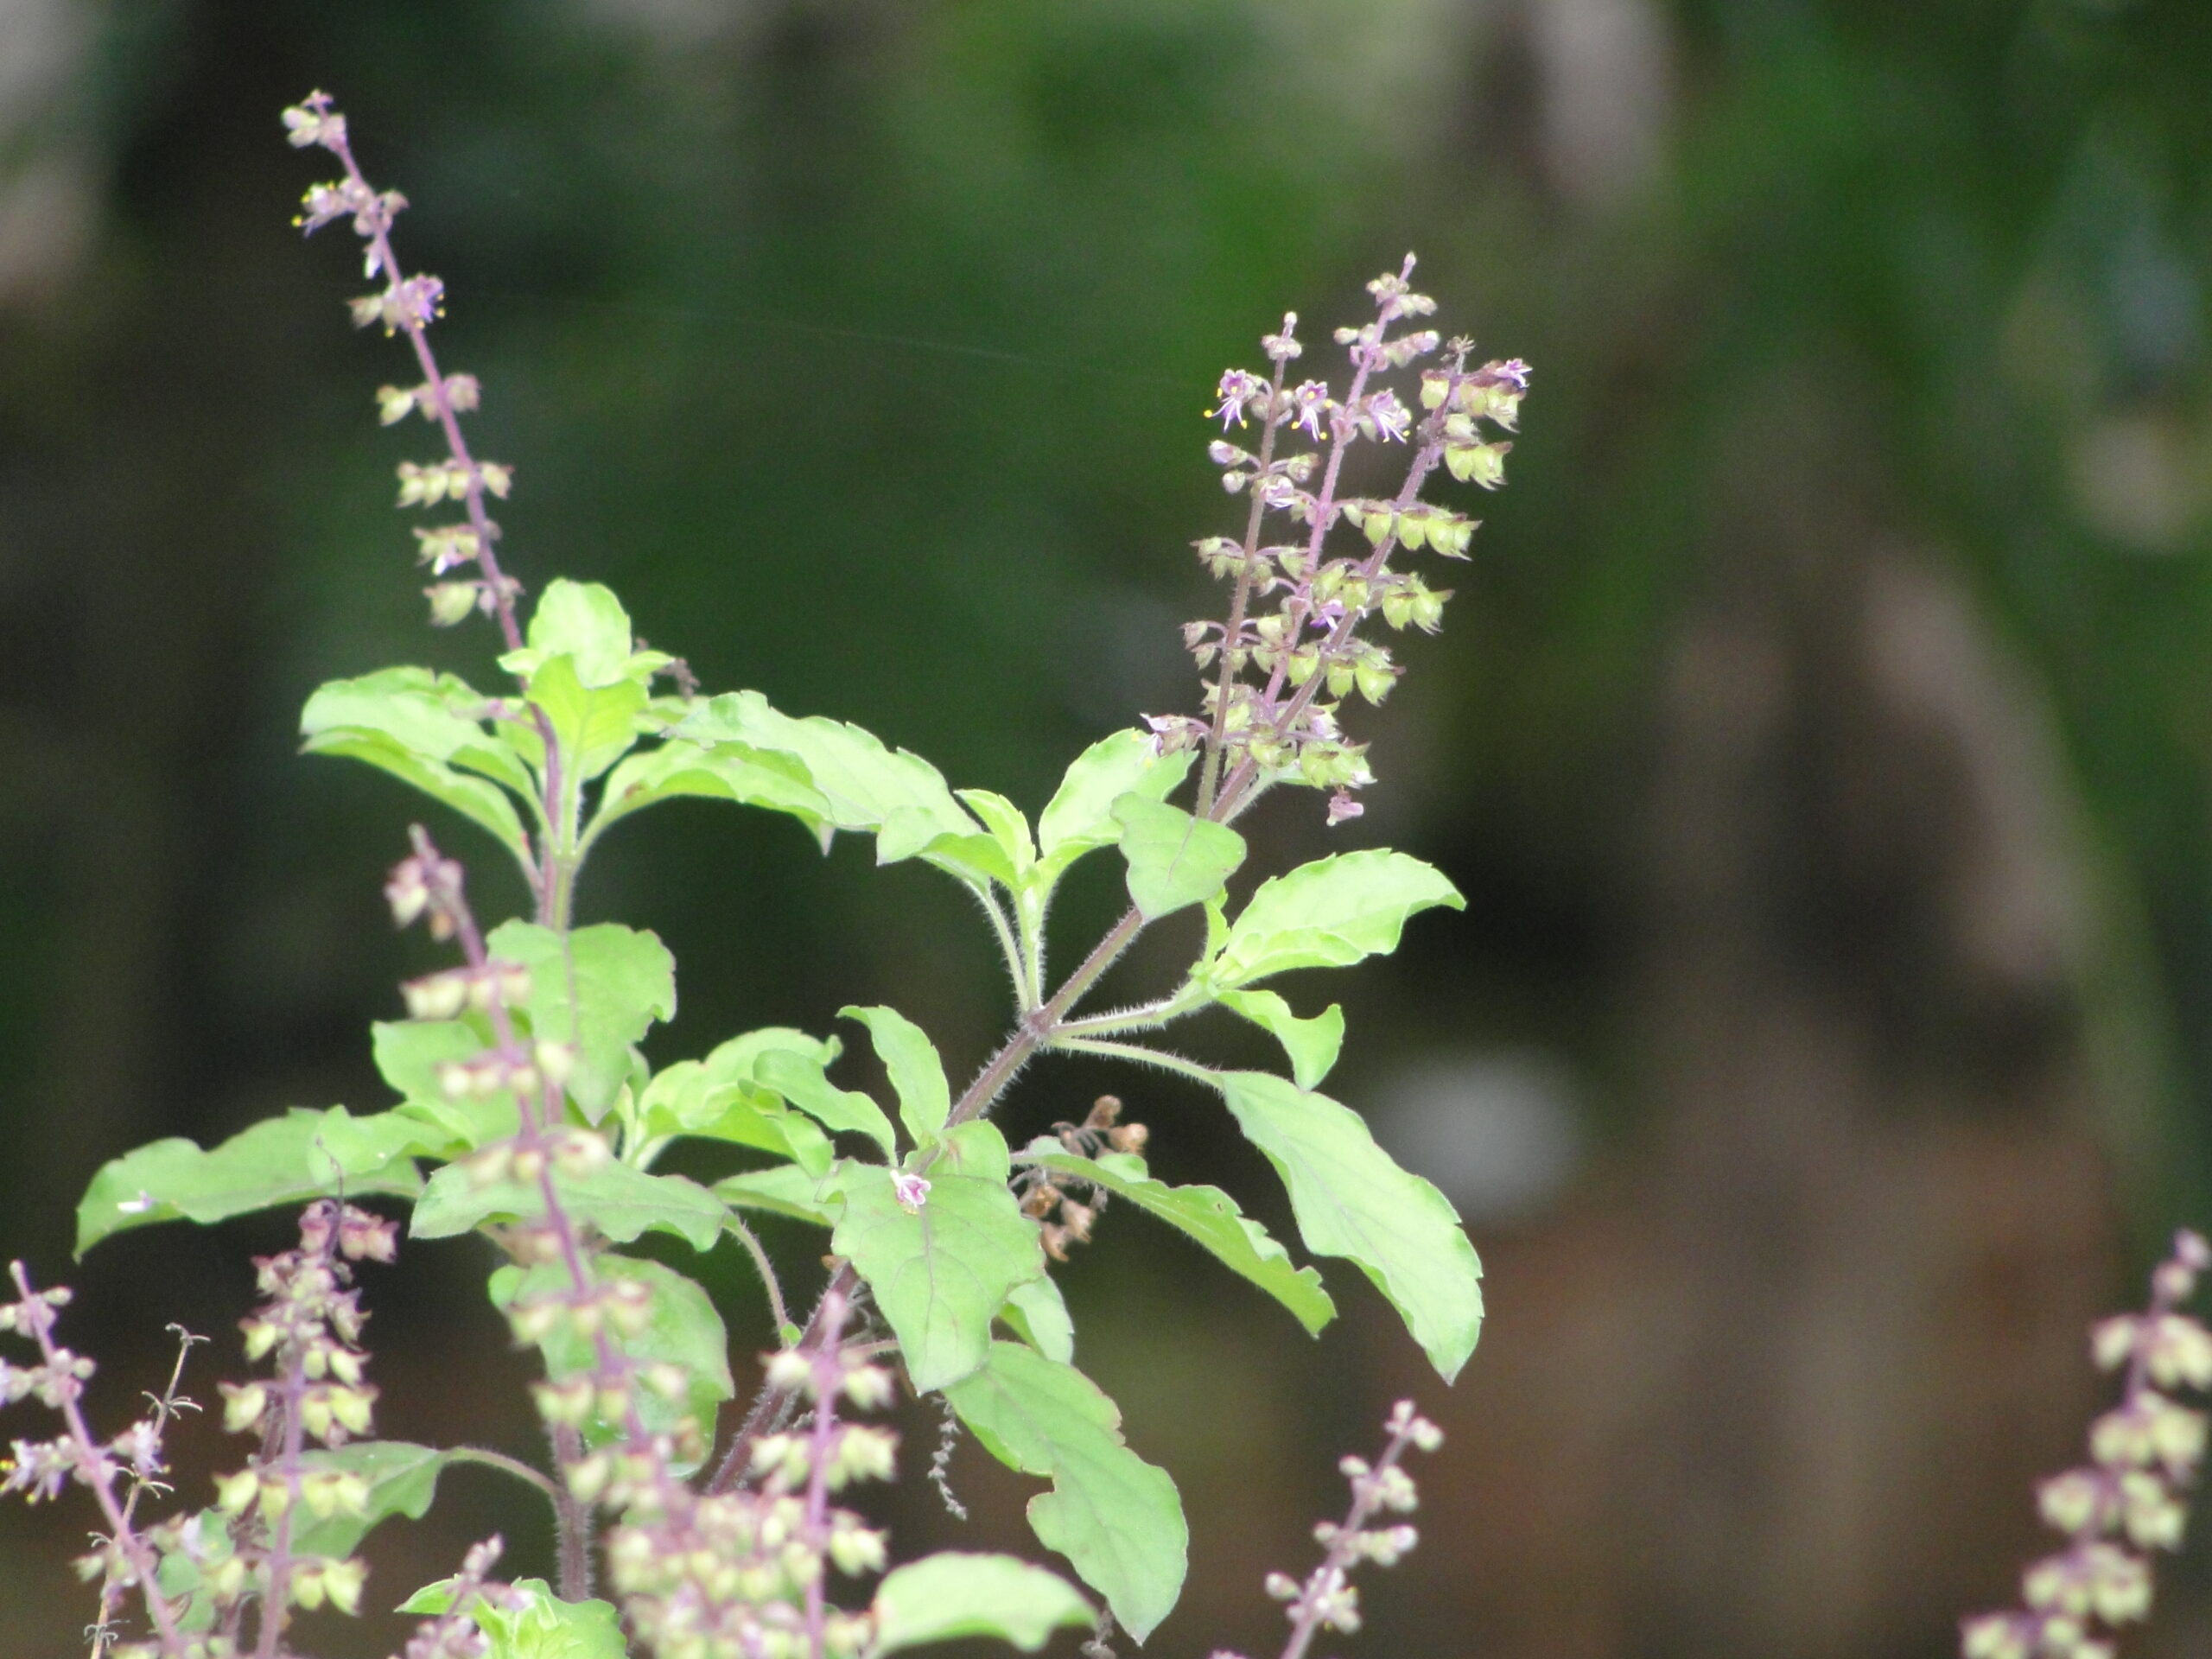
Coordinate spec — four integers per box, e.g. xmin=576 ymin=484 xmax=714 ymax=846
xmin=1160 ymin=259 xmax=1528 ymax=826
xmin=1961 ymin=1230 xmax=2212 ymax=1659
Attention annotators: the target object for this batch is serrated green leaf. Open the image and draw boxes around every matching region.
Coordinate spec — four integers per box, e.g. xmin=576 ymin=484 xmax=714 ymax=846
xmin=1202 ymin=850 xmax=1463 ymax=988
xmin=673 ymin=690 xmax=977 ymax=861
xmin=523 ymin=653 xmax=648 ymax=783
xmin=754 ymin=1047 xmax=899 ymax=1163
xmin=501 ymin=579 xmax=668 ymax=690
xmin=301 ymin=665 xmax=538 ymax=797
xmin=76 ymin=1108 xmax=428 ymax=1255
xmin=1112 ymin=797 xmax=1245 ymax=921
xmin=1035 ymin=732 xmax=1193 ymax=884
xmin=300 ymin=721 xmax=531 ymax=868
xmin=871 ymin=1552 xmax=1093 ymax=1655
xmin=1215 ymin=1071 xmax=1483 ymax=1382
xmin=714 ymin=1164 xmax=841 ymax=1225
xmin=486 ymin=921 xmax=676 ymax=1122
xmin=1026 ymin=1147 xmax=1334 ymax=1336
xmin=841 ymin=1005 xmax=951 ymax=1146
xmin=400 ymin=1578 xmax=626 ymax=1659
xmin=833 ymin=1166 xmax=1043 ymax=1393
xmin=489 ymin=1255 xmax=731 ymax=1474
xmin=946 ymin=1344 xmax=1186 ymax=1641
xmin=591 ymin=740 xmax=830 ymax=837
xmin=1000 ymin=1274 xmax=1075 ymax=1363
xmin=410 ymin=1160 xmax=724 ymax=1251
xmin=1215 ymin=988 xmax=1345 ymax=1090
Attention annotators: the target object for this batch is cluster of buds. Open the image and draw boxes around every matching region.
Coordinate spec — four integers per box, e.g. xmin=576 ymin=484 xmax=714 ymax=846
xmin=1155 ymin=257 xmax=1527 ymax=825
xmin=594 ymin=1293 xmax=893 ymax=1659
xmin=1209 ymin=1400 xmax=1440 ymax=1659
xmin=284 ymin=91 xmax=524 ymax=642
xmin=1961 ymin=1230 xmax=2212 ymax=1659
xmin=1019 ymin=1097 xmax=1149 ymax=1261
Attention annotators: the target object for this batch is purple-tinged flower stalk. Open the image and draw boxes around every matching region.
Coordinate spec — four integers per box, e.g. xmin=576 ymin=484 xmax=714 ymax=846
xmin=1961 ymin=1230 xmax=2212 ymax=1659
xmin=283 ymin=92 xmax=524 ymax=647
xmin=1209 ymin=1400 xmax=1441 ymax=1659
xmin=1168 ymin=258 xmax=1529 ymax=828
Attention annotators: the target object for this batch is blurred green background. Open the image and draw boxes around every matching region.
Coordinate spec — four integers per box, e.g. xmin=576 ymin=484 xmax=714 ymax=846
xmin=7 ymin=0 xmax=2212 ymax=1655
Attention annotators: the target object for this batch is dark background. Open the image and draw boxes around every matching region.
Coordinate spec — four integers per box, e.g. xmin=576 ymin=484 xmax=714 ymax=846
xmin=5 ymin=2 xmax=2212 ymax=1656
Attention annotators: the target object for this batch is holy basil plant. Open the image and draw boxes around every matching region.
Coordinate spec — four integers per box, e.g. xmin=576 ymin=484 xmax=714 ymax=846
xmin=1 ymin=90 xmax=1522 ymax=1659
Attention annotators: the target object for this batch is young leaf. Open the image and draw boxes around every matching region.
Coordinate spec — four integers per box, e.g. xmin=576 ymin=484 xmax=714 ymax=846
xmin=1200 ymin=849 xmax=1464 ymax=988
xmin=841 ymin=1005 xmax=952 ymax=1147
xmin=871 ymin=1553 xmax=1093 ymax=1656
xmin=632 ymin=1058 xmax=832 ymax=1176
xmin=372 ymin=1019 xmax=518 ymax=1152
xmin=399 ymin=1578 xmax=626 ymax=1659
xmin=1035 ymin=730 xmax=1194 ymax=883
xmin=831 ymin=1166 xmax=1044 ymax=1393
xmin=714 ymin=1164 xmax=841 ymax=1226
xmin=1111 ymin=796 xmax=1246 ymax=921
xmin=522 ymin=652 xmax=648 ymax=783
xmin=945 ymin=1343 xmax=1186 ymax=1642
xmin=1000 ymin=1274 xmax=1075 ymax=1364
xmin=1215 ymin=1071 xmax=1483 ymax=1382
xmin=76 ymin=1108 xmax=428 ymax=1255
xmin=489 ymin=1255 xmax=732 ymax=1475
xmin=590 ymin=739 xmax=829 ymax=838
xmin=500 ymin=578 xmax=667 ymax=690
xmin=754 ymin=1047 xmax=899 ymax=1164
xmin=957 ymin=788 xmax=1037 ymax=880
xmin=674 ymin=690 xmax=977 ymax=861
xmin=1024 ymin=1147 xmax=1334 ymax=1336
xmin=411 ymin=1160 xmax=725 ymax=1251
xmin=1214 ymin=988 xmax=1345 ymax=1090
xmin=486 ymin=921 xmax=676 ymax=1122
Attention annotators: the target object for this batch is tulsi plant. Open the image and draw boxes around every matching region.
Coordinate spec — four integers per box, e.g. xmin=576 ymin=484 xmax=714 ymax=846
xmin=1 ymin=91 xmax=1521 ymax=1658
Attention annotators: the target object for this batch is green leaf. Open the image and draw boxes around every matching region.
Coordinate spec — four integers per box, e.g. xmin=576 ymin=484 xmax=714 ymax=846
xmin=1216 ymin=1071 xmax=1483 ymax=1382
xmin=301 ymin=668 xmax=533 ymax=864
xmin=288 ymin=1440 xmax=458 ymax=1561
xmin=1025 ymin=1147 xmax=1333 ymax=1337
xmin=841 ymin=1005 xmax=951 ymax=1147
xmin=411 ymin=1160 xmax=725 ymax=1252
xmin=832 ymin=1164 xmax=1044 ymax=1393
xmin=591 ymin=740 xmax=830 ymax=837
xmin=714 ymin=1164 xmax=841 ymax=1225
xmin=871 ymin=1553 xmax=1093 ymax=1655
xmin=937 ymin=1121 xmax=1014 ymax=1184
xmin=1215 ymin=988 xmax=1345 ymax=1090
xmin=1111 ymin=797 xmax=1245 ymax=921
xmin=373 ymin=1020 xmax=518 ymax=1153
xmin=673 ymin=690 xmax=977 ymax=861
xmin=957 ymin=788 xmax=1036 ymax=880
xmin=1201 ymin=850 xmax=1464 ymax=988
xmin=489 ymin=1255 xmax=731 ymax=1474
xmin=401 ymin=1579 xmax=626 ymax=1659
xmin=77 ymin=1108 xmax=428 ymax=1255
xmin=523 ymin=653 xmax=649 ymax=783
xmin=946 ymin=1343 xmax=1186 ymax=1642
xmin=633 ymin=1058 xmax=831 ymax=1176
xmin=503 ymin=579 xmax=668 ymax=690
xmin=1035 ymin=731 xmax=1193 ymax=885
xmin=754 ymin=1047 xmax=899 ymax=1164
xmin=486 ymin=921 xmax=676 ymax=1122
xmin=1000 ymin=1274 xmax=1075 ymax=1364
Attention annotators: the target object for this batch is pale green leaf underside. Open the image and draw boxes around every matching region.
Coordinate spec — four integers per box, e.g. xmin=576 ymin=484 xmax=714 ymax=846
xmin=755 ymin=1047 xmax=899 ymax=1163
xmin=946 ymin=1342 xmax=1186 ymax=1643
xmin=841 ymin=1004 xmax=952 ymax=1145
xmin=871 ymin=1552 xmax=1093 ymax=1656
xmin=1203 ymin=849 xmax=1464 ymax=988
xmin=1000 ymin=1273 xmax=1076 ymax=1363
xmin=1215 ymin=1071 xmax=1483 ymax=1382
xmin=714 ymin=1164 xmax=841 ymax=1225
xmin=1112 ymin=796 xmax=1245 ymax=921
xmin=1036 ymin=730 xmax=1192 ymax=883
xmin=1025 ymin=1147 xmax=1334 ymax=1336
xmin=1215 ymin=988 xmax=1345 ymax=1090
xmin=76 ymin=1107 xmax=429 ymax=1256
xmin=834 ymin=1166 xmax=1044 ymax=1393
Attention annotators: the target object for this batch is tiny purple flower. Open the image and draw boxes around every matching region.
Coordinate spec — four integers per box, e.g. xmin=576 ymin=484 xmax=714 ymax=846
xmin=1210 ymin=369 xmax=1261 ymax=430
xmin=893 ymin=1173 xmax=931 ymax=1213
xmin=1291 ymin=381 xmax=1332 ymax=441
